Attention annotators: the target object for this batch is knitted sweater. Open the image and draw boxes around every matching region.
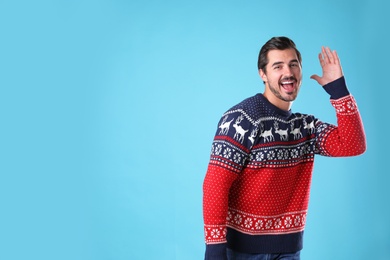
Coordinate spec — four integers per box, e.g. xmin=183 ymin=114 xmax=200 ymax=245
xmin=203 ymin=77 xmax=366 ymax=259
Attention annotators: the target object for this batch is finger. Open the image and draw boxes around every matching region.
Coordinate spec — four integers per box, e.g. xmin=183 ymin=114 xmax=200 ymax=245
xmin=323 ymin=46 xmax=336 ymax=64
xmin=326 ymin=47 xmax=335 ymax=64
xmin=310 ymin=74 xmax=320 ymax=82
xmin=318 ymin=52 xmax=325 ymax=67
xmin=311 ymin=74 xmax=326 ymax=86
xmin=322 ymin=46 xmax=330 ymax=64
xmin=333 ymin=50 xmax=340 ymax=65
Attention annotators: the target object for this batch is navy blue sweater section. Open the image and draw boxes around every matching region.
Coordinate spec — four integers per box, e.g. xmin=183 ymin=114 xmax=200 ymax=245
xmin=323 ymin=76 xmax=349 ymax=99
xmin=227 ymin=228 xmax=303 ymax=254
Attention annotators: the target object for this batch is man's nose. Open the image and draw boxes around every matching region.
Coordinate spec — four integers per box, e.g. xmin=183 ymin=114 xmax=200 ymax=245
xmin=283 ymin=66 xmax=293 ymax=76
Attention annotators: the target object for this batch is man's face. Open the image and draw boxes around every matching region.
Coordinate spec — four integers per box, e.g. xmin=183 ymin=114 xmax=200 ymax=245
xmin=260 ymin=48 xmax=302 ymax=106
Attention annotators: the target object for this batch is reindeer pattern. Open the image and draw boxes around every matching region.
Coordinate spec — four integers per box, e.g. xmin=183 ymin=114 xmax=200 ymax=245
xmin=214 ymin=110 xmax=319 ymax=169
xmin=218 ymin=113 xmax=317 ymax=145
xmin=232 ymin=115 xmax=249 ymax=144
xmin=218 ymin=115 xmax=233 ymax=135
xmin=212 ymin=94 xmax=323 ymax=169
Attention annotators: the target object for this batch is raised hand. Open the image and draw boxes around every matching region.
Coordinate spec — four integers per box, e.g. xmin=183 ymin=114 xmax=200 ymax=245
xmin=310 ymin=46 xmax=343 ymax=86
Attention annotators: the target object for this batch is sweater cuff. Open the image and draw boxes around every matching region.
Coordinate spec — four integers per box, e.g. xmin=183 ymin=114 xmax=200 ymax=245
xmin=205 ymin=243 xmax=227 ymax=260
xmin=322 ymin=76 xmax=350 ymax=99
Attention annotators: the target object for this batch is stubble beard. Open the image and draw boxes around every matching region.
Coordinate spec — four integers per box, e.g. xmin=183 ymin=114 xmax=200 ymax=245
xmin=268 ymin=81 xmax=299 ymax=102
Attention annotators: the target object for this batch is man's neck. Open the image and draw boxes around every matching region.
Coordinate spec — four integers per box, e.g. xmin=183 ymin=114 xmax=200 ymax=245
xmin=262 ymin=92 xmax=293 ymax=111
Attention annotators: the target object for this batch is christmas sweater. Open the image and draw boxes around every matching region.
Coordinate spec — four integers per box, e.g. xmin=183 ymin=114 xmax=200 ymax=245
xmin=203 ymin=77 xmax=366 ymax=259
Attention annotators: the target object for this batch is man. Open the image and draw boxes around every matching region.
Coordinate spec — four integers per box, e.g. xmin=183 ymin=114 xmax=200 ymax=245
xmin=202 ymin=36 xmax=366 ymax=260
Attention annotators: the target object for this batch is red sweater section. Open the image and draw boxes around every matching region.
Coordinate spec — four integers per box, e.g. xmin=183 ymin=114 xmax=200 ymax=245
xmin=319 ymin=96 xmax=366 ymax=156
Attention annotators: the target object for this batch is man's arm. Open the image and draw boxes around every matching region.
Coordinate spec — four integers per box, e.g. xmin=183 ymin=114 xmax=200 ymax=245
xmin=203 ymin=111 xmax=254 ymax=259
xmin=311 ymin=47 xmax=366 ymax=156
xmin=203 ymin=164 xmax=237 ymax=259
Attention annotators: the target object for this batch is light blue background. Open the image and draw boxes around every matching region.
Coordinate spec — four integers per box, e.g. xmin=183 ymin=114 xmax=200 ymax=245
xmin=1 ymin=0 xmax=389 ymax=259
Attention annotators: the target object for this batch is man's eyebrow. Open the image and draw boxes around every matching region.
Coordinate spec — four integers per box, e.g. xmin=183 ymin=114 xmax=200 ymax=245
xmin=271 ymin=61 xmax=284 ymax=67
xmin=271 ymin=59 xmax=299 ymax=67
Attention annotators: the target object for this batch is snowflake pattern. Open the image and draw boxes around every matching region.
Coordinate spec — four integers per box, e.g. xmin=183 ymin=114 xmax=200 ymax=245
xmin=265 ymin=220 xmax=273 ymax=229
xmin=234 ymin=214 xmax=243 ymax=225
xmin=214 ymin=144 xmax=222 ymax=155
xmin=223 ymin=147 xmax=232 ymax=158
xmin=211 ymin=228 xmax=220 ymax=238
xmin=290 ymin=149 xmax=299 ymax=158
xmin=249 ymin=140 xmax=314 ymax=168
xmin=274 ymin=218 xmax=282 ymax=229
xmin=226 ymin=211 xmax=233 ymax=222
xmin=301 ymin=145 xmax=310 ymax=156
xmin=244 ymin=218 xmax=253 ymax=228
xmin=255 ymin=152 xmax=264 ymax=161
xmin=209 ymin=139 xmax=248 ymax=172
xmin=204 ymin=225 xmax=227 ymax=243
xmin=294 ymin=216 xmax=301 ymax=226
xmin=284 ymin=217 xmax=292 ymax=228
xmin=277 ymin=149 xmax=285 ymax=160
xmin=255 ymin=219 xmax=264 ymax=230
xmin=227 ymin=209 xmax=307 ymax=234
xmin=233 ymin=153 xmax=241 ymax=164
xmin=267 ymin=150 xmax=275 ymax=160
xmin=331 ymin=96 xmax=358 ymax=115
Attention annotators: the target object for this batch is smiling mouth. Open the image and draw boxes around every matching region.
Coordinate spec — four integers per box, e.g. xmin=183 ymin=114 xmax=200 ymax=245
xmin=280 ymin=80 xmax=295 ymax=93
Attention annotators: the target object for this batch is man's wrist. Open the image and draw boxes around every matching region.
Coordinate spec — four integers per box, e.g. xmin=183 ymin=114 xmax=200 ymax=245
xmin=322 ymin=76 xmax=350 ymax=99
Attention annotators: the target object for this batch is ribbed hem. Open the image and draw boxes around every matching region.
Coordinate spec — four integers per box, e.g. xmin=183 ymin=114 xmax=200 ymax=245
xmin=205 ymin=243 xmax=227 ymax=260
xmin=226 ymin=227 xmax=303 ymax=254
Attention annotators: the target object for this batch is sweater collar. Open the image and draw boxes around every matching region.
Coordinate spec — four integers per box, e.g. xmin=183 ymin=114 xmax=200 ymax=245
xmin=257 ymin=93 xmax=293 ymax=118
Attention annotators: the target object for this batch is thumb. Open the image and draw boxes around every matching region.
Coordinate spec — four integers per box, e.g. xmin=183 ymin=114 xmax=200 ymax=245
xmin=310 ymin=74 xmax=321 ymax=83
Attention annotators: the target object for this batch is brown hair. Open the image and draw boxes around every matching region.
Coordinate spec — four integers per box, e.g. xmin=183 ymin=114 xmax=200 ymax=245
xmin=257 ymin=36 xmax=302 ymax=73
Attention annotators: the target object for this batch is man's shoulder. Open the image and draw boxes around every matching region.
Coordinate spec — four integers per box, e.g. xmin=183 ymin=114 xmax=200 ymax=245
xmin=230 ymin=93 xmax=262 ymax=109
xmin=224 ymin=94 xmax=264 ymax=120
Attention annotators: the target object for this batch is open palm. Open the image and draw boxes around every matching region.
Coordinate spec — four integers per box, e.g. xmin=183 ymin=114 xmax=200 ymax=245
xmin=310 ymin=46 xmax=343 ymax=86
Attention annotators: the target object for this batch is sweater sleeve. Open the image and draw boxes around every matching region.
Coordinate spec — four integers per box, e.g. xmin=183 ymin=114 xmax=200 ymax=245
xmin=315 ymin=77 xmax=367 ymax=157
xmin=203 ymin=110 xmax=256 ymax=259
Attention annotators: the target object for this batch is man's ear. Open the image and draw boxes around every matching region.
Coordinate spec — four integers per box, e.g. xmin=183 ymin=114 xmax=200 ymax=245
xmin=259 ymin=69 xmax=267 ymax=83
